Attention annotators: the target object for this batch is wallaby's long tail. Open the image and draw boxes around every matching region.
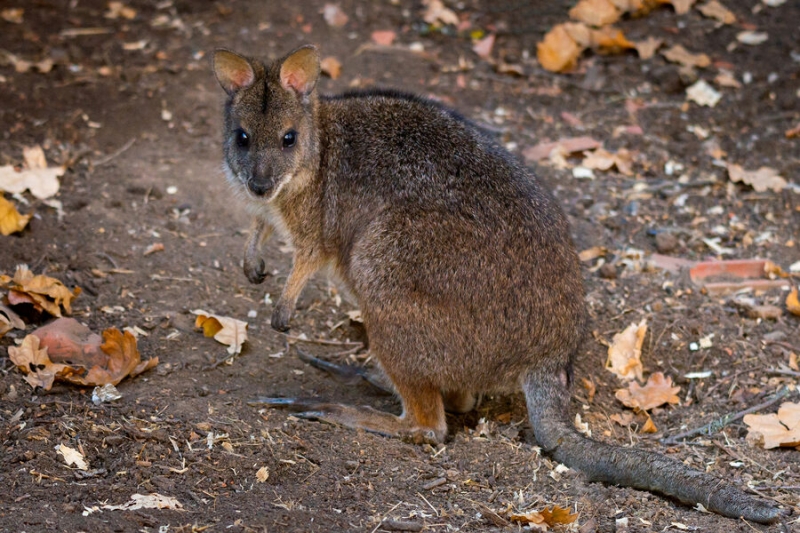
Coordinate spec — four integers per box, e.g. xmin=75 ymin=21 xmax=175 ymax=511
xmin=523 ymin=369 xmax=790 ymax=524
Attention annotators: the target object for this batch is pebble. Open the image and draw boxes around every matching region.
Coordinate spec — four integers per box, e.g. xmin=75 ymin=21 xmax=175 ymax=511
xmin=655 ymin=232 xmax=679 ymax=253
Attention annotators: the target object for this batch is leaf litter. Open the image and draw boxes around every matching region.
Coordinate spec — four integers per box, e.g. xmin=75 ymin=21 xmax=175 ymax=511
xmin=744 ymin=403 xmax=800 ymax=449
xmin=0 ymin=264 xmax=81 ymax=317
xmin=7 ymin=318 xmax=158 ymax=390
xmin=605 ymin=319 xmax=646 ymax=382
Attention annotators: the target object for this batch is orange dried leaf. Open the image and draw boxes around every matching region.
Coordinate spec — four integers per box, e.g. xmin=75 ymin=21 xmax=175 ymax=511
xmin=569 ymin=0 xmax=622 ymax=26
xmin=589 ymin=26 xmax=634 ymax=53
xmin=0 ymin=195 xmax=31 ymax=235
xmin=697 ymin=0 xmax=736 ymax=24
xmin=633 ymin=36 xmax=662 ymax=59
xmin=661 ymin=44 xmax=710 ymax=68
xmin=744 ymin=402 xmax=800 ymax=449
xmin=786 ymin=286 xmax=800 ymax=317
xmin=641 ymin=413 xmax=658 ymax=433
xmin=615 ymin=371 xmax=681 ymax=411
xmin=8 ymin=319 xmax=157 ymax=389
xmin=0 ymin=264 xmax=81 ymax=316
xmin=193 ymin=310 xmax=248 ymax=355
xmin=509 ymin=509 xmax=546 ymax=527
xmin=537 ymin=24 xmax=584 ymax=73
xmin=540 ymin=505 xmax=578 ymax=525
xmin=320 ymin=56 xmax=342 ymax=79
xmin=605 ymin=319 xmax=646 ymax=382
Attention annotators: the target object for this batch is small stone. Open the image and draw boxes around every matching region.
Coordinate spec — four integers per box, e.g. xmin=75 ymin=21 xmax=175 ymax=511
xmin=655 ymin=232 xmax=679 ymax=253
xmin=598 ymin=263 xmax=618 ymax=279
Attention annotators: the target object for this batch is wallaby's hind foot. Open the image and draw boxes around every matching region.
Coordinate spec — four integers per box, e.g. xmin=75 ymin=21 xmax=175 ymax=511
xmin=251 ymin=397 xmax=444 ymax=444
xmin=295 ymin=348 xmax=395 ymax=394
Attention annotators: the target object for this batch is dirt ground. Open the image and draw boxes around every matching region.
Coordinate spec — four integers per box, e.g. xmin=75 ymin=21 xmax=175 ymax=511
xmin=1 ymin=0 xmax=799 ymax=531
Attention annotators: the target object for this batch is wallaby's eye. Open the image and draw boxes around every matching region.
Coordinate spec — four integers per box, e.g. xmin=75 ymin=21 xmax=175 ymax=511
xmin=235 ymin=129 xmax=249 ymax=149
xmin=282 ymin=130 xmax=297 ymax=149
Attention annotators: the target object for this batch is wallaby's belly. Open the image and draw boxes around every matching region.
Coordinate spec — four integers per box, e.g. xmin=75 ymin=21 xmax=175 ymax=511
xmin=346 ymin=192 xmax=586 ymax=392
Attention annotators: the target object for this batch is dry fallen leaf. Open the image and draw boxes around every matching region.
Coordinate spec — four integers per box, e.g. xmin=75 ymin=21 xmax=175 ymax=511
xmin=371 ymin=30 xmax=396 ymax=46
xmin=472 ymin=33 xmax=495 ymax=60
xmin=523 ymin=136 xmax=601 ymax=162
xmin=786 ymin=286 xmax=800 ymax=317
xmin=744 ymin=402 xmax=800 ymax=449
xmin=193 ymin=309 xmax=248 ymax=355
xmin=256 ymin=466 xmax=270 ymax=482
xmin=606 ymin=319 xmax=646 ymax=382
xmin=581 ymin=377 xmax=597 ymax=402
xmin=510 ymin=505 xmax=578 ymax=528
xmin=633 ymin=36 xmax=663 ymax=59
xmin=0 ymin=145 xmax=63 ymax=199
xmin=615 ymin=372 xmax=681 ymax=411
xmin=581 ymin=147 xmax=633 ymax=175
xmin=322 ymin=3 xmax=348 ymax=28
xmin=105 ymin=1 xmax=137 ymax=20
xmin=537 ymin=24 xmax=584 ymax=72
xmin=0 ymin=264 xmax=81 ymax=316
xmin=578 ymin=246 xmax=608 ymax=262
xmin=610 ymin=411 xmax=635 ymax=426
xmin=661 ymin=44 xmax=710 ymax=68
xmin=686 ymin=79 xmax=721 ymax=107
xmin=8 ymin=319 xmax=158 ymax=390
xmin=320 ymin=56 xmax=342 ymax=79
xmin=1 ymin=8 xmax=24 ymax=24
xmin=697 ymin=0 xmax=736 ymax=23
xmin=726 ymin=163 xmax=787 ymax=193
xmin=641 ymin=413 xmax=658 ymax=433
xmin=56 ymin=443 xmax=89 ymax=470
xmin=0 ymin=195 xmax=31 ymax=235
xmin=101 ymin=493 xmax=183 ymax=511
xmin=422 ymin=0 xmax=459 ymax=26
xmin=569 ymin=0 xmax=622 ymax=26
xmin=0 ymin=303 xmax=25 ymax=337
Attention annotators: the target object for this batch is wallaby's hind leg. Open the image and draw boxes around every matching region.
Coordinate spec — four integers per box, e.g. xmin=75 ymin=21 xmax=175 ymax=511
xmin=252 ymin=378 xmax=447 ymax=444
xmin=295 ymin=348 xmax=395 ymax=394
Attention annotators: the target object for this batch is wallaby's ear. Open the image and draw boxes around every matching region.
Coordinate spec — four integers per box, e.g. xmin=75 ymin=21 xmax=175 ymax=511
xmin=279 ymin=45 xmax=321 ymax=96
xmin=213 ymin=49 xmax=256 ymax=95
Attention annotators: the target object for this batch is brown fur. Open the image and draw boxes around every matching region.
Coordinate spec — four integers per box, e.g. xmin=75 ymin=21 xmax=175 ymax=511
xmin=212 ymin=45 xmax=788 ymax=523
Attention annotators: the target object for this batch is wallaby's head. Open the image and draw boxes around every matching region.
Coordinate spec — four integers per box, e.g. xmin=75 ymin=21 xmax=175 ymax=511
xmin=213 ymin=45 xmax=321 ymax=201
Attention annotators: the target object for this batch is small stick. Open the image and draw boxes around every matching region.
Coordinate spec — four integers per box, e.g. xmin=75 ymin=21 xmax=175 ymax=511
xmin=767 ymin=369 xmax=800 ymax=378
xmin=93 ymin=137 xmax=136 ymax=166
xmin=661 ymin=387 xmax=793 ymax=445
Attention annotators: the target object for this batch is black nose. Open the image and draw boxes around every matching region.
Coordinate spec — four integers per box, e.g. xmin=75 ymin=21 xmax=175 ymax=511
xmin=247 ymin=179 xmax=272 ymax=197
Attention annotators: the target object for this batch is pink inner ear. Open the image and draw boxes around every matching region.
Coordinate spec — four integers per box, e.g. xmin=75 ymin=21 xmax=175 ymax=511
xmin=231 ymin=68 xmax=255 ymax=89
xmin=282 ymin=71 xmax=308 ymax=94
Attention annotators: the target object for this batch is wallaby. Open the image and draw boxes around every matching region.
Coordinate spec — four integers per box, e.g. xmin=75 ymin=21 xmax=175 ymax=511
xmin=212 ymin=44 xmax=788 ymax=524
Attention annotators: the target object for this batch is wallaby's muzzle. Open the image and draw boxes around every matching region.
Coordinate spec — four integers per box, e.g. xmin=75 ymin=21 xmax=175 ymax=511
xmin=246 ymin=177 xmax=273 ymax=197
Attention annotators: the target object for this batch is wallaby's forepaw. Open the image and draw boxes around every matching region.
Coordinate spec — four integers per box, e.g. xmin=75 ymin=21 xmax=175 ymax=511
xmin=243 ymin=257 xmax=268 ymax=285
xmin=271 ymin=304 xmax=292 ymax=332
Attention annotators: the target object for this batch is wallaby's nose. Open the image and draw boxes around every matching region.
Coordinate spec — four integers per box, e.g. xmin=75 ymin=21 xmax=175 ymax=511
xmin=247 ymin=179 xmax=272 ymax=197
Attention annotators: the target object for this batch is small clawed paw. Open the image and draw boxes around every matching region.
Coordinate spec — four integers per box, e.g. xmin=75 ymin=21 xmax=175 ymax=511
xmin=400 ymin=429 xmax=440 ymax=445
xmin=271 ymin=307 xmax=291 ymax=332
xmin=244 ymin=258 xmax=267 ymax=284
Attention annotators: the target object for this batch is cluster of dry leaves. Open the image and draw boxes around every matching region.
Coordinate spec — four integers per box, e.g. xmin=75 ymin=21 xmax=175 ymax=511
xmin=1 ymin=264 xmax=158 ymax=392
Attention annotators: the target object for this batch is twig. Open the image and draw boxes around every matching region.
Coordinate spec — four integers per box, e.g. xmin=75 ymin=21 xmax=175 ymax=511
xmin=281 ymin=333 xmax=363 ymax=347
xmin=661 ymin=387 xmax=793 ymax=445
xmin=93 ymin=137 xmax=136 ymax=166
xmin=767 ymin=369 xmax=800 ymax=378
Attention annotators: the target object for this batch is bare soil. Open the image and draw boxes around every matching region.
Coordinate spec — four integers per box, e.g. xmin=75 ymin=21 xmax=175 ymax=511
xmin=1 ymin=1 xmax=799 ymax=532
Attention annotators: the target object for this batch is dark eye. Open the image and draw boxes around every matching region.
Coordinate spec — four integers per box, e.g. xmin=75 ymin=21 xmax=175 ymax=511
xmin=235 ymin=129 xmax=249 ymax=149
xmin=282 ymin=130 xmax=297 ymax=149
